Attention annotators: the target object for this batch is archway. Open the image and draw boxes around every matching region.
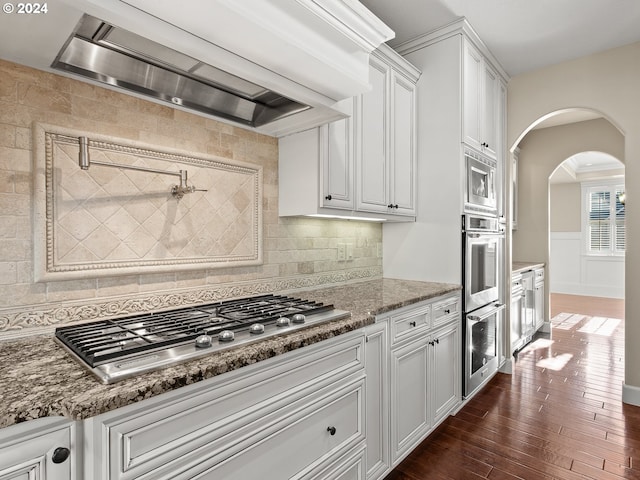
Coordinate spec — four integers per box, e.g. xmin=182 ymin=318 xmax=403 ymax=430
xmin=506 ymin=41 xmax=640 ymax=404
xmin=506 ymin=111 xmax=624 ymax=370
xmin=549 ymin=151 xmax=625 ymax=299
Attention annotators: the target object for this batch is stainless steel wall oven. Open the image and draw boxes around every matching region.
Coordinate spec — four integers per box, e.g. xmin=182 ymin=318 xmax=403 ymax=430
xmin=462 ymin=214 xmax=504 ymax=397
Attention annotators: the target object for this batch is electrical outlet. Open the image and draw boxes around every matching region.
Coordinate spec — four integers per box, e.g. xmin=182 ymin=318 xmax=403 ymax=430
xmin=337 ymin=243 xmax=346 ymax=261
xmin=346 ymin=243 xmax=354 ymax=260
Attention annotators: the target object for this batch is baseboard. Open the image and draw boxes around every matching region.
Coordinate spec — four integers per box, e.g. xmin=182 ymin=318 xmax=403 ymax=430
xmin=622 ymin=383 xmax=640 ymax=406
xmin=499 ymin=357 xmax=514 ymax=374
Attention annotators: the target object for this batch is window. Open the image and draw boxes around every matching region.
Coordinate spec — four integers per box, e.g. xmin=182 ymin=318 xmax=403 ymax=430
xmin=583 ymin=183 xmax=625 ymax=254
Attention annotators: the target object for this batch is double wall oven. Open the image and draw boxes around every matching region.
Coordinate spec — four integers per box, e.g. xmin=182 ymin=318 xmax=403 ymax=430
xmin=462 ymin=213 xmax=504 ymax=397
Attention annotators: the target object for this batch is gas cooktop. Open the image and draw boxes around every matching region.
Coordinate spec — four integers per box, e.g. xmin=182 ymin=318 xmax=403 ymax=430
xmin=55 ymin=294 xmax=349 ymax=384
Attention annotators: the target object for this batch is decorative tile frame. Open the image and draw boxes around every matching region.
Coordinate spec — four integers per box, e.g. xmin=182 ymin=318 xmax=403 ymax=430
xmin=33 ymin=123 xmax=263 ymax=281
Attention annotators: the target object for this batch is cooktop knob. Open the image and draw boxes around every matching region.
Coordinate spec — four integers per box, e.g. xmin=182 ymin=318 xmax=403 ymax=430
xmin=276 ymin=317 xmax=290 ymax=327
xmin=218 ymin=330 xmax=235 ymax=342
xmin=292 ymin=313 xmax=306 ymax=324
xmin=250 ymin=323 xmax=265 ymax=335
xmin=195 ymin=334 xmax=212 ymax=348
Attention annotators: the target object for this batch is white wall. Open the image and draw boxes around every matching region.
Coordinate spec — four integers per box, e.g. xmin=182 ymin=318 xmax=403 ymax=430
xmin=549 ymin=182 xmax=624 ymax=298
xmin=508 ymin=40 xmax=640 ymax=400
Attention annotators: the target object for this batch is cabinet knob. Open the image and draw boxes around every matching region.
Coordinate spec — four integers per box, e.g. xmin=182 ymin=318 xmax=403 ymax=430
xmin=325 ymin=194 xmax=332 ymax=201
xmin=409 ymin=321 xmax=416 ymax=327
xmin=327 ymin=426 xmax=337 ymax=436
xmin=387 ymin=203 xmax=393 ymax=208
xmin=435 ymin=338 xmax=440 ymax=344
xmin=52 ymin=447 xmax=70 ymax=464
xmin=444 ymin=309 xmax=450 ymax=314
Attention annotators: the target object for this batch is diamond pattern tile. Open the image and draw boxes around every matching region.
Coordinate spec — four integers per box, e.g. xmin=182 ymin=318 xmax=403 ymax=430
xmin=49 ymin=137 xmax=259 ymax=270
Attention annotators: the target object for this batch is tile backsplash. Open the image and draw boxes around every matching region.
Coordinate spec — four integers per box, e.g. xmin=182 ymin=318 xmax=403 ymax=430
xmin=0 ymin=59 xmax=382 ymax=337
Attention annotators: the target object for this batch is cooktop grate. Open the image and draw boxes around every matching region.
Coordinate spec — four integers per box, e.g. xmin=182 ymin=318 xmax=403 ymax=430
xmin=55 ymin=294 xmax=334 ymax=368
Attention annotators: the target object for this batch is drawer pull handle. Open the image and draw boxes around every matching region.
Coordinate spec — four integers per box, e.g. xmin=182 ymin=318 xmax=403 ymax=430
xmin=52 ymin=447 xmax=70 ymax=464
xmin=327 ymin=426 xmax=337 ymax=436
xmin=409 ymin=321 xmax=416 ymax=327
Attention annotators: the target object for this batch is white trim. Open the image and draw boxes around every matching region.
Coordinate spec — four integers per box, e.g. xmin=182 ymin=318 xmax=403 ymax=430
xmin=623 ymin=383 xmax=640 ymax=407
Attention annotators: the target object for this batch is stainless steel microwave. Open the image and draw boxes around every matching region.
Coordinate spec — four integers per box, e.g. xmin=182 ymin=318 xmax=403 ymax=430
xmin=465 ymin=150 xmax=497 ymax=216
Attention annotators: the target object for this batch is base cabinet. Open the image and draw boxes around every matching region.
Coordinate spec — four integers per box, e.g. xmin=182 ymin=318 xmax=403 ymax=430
xmin=1 ymin=294 xmax=463 ymax=480
xmin=379 ymin=293 xmax=462 ymax=470
xmin=364 ymin=321 xmax=390 ymax=480
xmin=0 ymin=417 xmax=74 ymax=480
xmin=81 ymin=332 xmax=366 ymax=480
xmin=534 ymin=268 xmax=545 ymax=330
xmin=431 ymin=322 xmax=461 ymax=425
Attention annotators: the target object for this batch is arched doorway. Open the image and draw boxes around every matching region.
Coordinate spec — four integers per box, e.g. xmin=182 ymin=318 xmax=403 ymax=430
xmin=506 ymin=111 xmax=625 ymax=371
xmin=549 ymin=151 xmax=625 ymax=299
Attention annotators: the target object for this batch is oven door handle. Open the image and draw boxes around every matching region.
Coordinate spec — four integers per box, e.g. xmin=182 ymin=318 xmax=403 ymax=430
xmin=467 ymin=303 xmax=505 ymax=323
xmin=466 ymin=232 xmax=504 ymax=238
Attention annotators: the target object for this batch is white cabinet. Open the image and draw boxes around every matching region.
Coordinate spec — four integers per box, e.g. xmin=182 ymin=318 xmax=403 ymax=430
xmin=463 ymin=38 xmax=501 ymax=160
xmin=82 ymin=332 xmax=366 ymax=480
xmin=321 ymin=98 xmax=356 ymax=211
xmin=391 ymin=333 xmax=430 ymax=463
xmin=279 ymin=44 xmax=420 ymax=222
xmin=381 ymin=293 xmax=461 ymax=467
xmin=364 ymin=321 xmax=390 ymax=480
xmin=356 ymin=52 xmax=417 ymax=217
xmin=430 ymin=321 xmax=461 ymax=425
xmin=534 ymin=268 xmax=545 ymax=330
xmin=0 ymin=417 xmax=74 ymax=480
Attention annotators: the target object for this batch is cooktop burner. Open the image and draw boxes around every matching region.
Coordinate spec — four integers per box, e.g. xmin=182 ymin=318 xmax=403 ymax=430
xmin=55 ymin=294 xmax=349 ymax=384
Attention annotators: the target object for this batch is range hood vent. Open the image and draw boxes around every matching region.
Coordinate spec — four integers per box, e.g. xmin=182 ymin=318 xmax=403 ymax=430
xmin=52 ymin=14 xmax=310 ymax=128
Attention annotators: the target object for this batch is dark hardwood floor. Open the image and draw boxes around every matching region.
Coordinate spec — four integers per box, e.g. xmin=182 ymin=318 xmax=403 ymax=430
xmin=386 ymin=293 xmax=640 ymax=480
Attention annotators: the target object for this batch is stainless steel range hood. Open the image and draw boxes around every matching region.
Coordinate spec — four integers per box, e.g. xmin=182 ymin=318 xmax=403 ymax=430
xmin=53 ymin=15 xmax=310 ymax=128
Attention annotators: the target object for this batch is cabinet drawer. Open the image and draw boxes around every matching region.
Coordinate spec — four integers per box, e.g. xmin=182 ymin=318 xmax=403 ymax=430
xmin=97 ymin=333 xmax=364 ymax=480
xmin=432 ymin=295 xmax=460 ymax=328
xmin=302 ymin=444 xmax=366 ymax=480
xmin=391 ymin=306 xmax=430 ymax=344
xmin=0 ymin=418 xmax=73 ymax=480
xmin=178 ymin=377 xmax=365 ymax=480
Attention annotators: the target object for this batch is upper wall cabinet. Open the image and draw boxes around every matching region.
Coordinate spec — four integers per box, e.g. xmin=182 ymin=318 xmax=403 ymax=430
xmin=463 ymin=39 xmax=502 ymax=160
xmin=357 ymin=49 xmax=419 ymax=217
xmin=279 ymin=45 xmax=421 ymax=222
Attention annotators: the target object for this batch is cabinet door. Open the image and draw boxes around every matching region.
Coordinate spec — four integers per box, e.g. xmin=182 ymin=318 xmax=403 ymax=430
xmin=390 ymin=72 xmax=417 ymax=216
xmin=462 ymin=40 xmax=483 ymax=152
xmin=364 ymin=321 xmax=389 ymax=480
xmin=431 ymin=321 xmax=461 ymax=425
xmin=357 ymin=56 xmax=389 ymax=213
xmin=0 ymin=420 xmax=73 ymax=480
xmin=534 ymin=282 xmax=545 ymax=330
xmin=321 ymin=98 xmax=355 ymax=210
xmin=390 ymin=337 xmax=429 ymax=464
xmin=482 ymin=63 xmax=498 ymax=160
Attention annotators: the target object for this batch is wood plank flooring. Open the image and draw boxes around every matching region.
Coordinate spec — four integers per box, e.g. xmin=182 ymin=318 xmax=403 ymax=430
xmin=386 ymin=293 xmax=639 ymax=480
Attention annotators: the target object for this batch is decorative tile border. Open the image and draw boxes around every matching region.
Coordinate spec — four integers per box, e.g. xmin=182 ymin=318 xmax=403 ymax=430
xmin=0 ymin=267 xmax=382 ymax=336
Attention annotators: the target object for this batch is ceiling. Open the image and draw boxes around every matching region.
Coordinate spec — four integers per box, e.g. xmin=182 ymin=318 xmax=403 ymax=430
xmin=550 ymin=152 xmax=624 ymax=184
xmin=360 ymin=0 xmax=640 ymax=77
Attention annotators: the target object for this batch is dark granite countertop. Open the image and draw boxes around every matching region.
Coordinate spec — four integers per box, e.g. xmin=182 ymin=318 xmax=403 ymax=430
xmin=512 ymin=261 xmax=545 ymax=274
xmin=0 ymin=278 xmax=460 ymax=428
